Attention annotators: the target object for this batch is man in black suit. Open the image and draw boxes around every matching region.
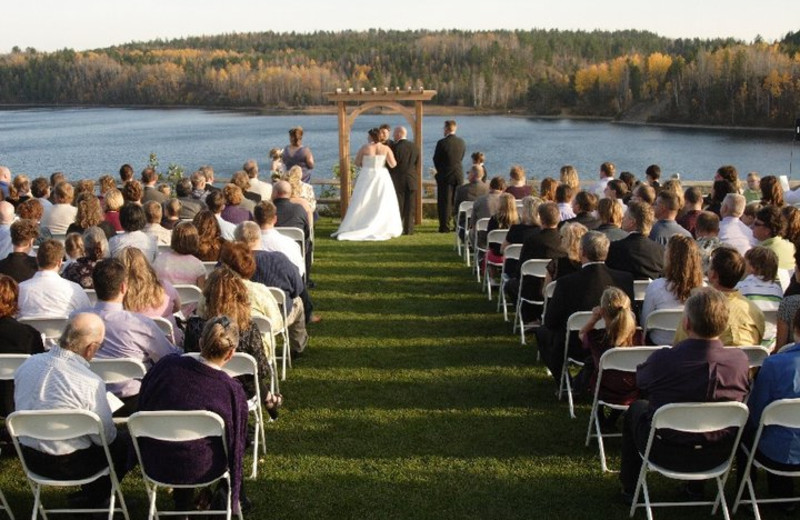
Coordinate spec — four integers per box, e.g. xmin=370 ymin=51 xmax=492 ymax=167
xmin=539 ymin=231 xmax=635 ymax=382
xmin=606 ymin=201 xmax=665 ymax=280
xmin=176 ymin=177 xmax=206 ymax=220
xmin=432 ymin=120 xmax=466 ymax=233
xmin=564 ymin=191 xmax=600 ymax=230
xmin=141 ymin=167 xmax=168 ymax=205
xmin=389 ymin=126 xmax=419 ymax=235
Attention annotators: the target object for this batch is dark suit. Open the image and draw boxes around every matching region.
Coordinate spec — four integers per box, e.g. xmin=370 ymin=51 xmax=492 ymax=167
xmin=606 ymin=232 xmax=665 ymax=280
xmin=389 ymin=138 xmax=419 ymax=235
xmin=539 ymin=263 xmax=635 ymax=381
xmin=274 ymin=197 xmax=312 ymax=280
xmin=509 ymin=228 xmax=565 ymax=321
xmin=142 ymin=186 xmax=168 ymax=205
xmin=433 ymin=133 xmax=466 ymax=232
xmin=177 ymin=197 xmax=206 ymax=220
xmin=564 ymin=212 xmax=601 ymax=230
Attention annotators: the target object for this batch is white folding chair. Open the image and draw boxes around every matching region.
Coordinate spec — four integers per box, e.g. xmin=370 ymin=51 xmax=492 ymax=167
xmin=275 ymin=227 xmax=307 ymax=276
xmin=127 ymin=411 xmax=241 ymax=520
xmin=6 ymin=409 xmax=130 ymax=520
xmin=730 ymin=345 xmax=770 ymax=369
xmin=630 ymin=401 xmax=749 ymax=520
xmin=733 ymin=398 xmax=800 ymax=520
xmin=174 ymin=283 xmax=203 ymax=317
xmin=633 ymin=279 xmax=650 ymax=303
xmin=0 ymin=354 xmax=29 ymax=383
xmin=559 ymin=311 xmax=604 ymax=419
xmin=151 ymin=316 xmax=175 ymax=344
xmin=472 ymin=218 xmax=490 ymax=282
xmin=642 ymin=309 xmax=683 ymax=344
xmin=88 ymin=358 xmax=147 ymax=384
xmin=483 ymin=229 xmax=508 ymax=300
xmin=513 ymin=259 xmax=550 ymax=345
xmin=455 ymin=201 xmax=473 ymax=261
xmin=585 ymin=346 xmax=662 ymax=472
xmin=202 ymin=261 xmax=217 ymax=276
xmin=267 ymin=286 xmax=292 ymax=381
xmin=252 ymin=315 xmax=279 ymax=395
xmin=184 ymin=352 xmax=267 ymax=479
xmin=498 ymin=244 xmax=522 ymax=321
xmin=18 ymin=316 xmax=70 ymax=347
xmin=84 ymin=288 xmax=98 ymax=305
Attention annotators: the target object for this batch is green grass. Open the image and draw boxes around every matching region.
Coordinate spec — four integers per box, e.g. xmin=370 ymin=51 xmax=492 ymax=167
xmin=0 ymin=218 xmax=756 ymax=518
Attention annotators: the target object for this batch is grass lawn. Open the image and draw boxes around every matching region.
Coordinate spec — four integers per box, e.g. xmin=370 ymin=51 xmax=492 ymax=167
xmin=0 ymin=218 xmax=755 ymax=518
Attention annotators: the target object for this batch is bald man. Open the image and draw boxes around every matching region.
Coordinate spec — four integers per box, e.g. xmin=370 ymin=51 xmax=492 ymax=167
xmin=390 ymin=126 xmax=420 ymax=235
xmin=273 ymin=180 xmax=313 ymax=285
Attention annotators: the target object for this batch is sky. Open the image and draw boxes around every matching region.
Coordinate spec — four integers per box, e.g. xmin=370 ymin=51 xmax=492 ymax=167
xmin=2 ymin=0 xmax=798 ymax=53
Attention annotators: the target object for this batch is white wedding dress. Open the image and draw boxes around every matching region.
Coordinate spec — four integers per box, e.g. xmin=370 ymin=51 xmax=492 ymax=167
xmin=332 ymin=155 xmax=403 ymax=241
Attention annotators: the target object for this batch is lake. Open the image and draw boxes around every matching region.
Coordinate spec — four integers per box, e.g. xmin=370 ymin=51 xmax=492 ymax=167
xmin=1 ymin=107 xmax=798 ymax=184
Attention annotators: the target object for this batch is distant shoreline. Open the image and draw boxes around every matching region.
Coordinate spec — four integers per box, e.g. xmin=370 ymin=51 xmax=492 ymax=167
xmin=0 ymin=103 xmax=793 ymax=134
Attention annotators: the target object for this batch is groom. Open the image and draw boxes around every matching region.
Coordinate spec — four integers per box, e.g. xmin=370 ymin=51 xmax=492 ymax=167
xmin=389 ymin=126 xmax=419 ymax=235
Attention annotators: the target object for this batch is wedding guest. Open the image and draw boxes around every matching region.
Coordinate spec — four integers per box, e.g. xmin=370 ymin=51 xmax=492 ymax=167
xmin=103 ymin=188 xmax=124 ymax=232
xmin=67 ymin=193 xmax=116 ymax=240
xmin=596 ymin=198 xmax=628 ymax=242
xmin=716 ymin=164 xmax=741 ymax=193
xmin=594 ymin=161 xmax=616 ymax=197
xmin=742 ymin=201 xmax=763 ymax=227
xmin=121 ymin=180 xmax=143 ymax=205
xmin=753 ymin=205 xmax=795 ymax=270
xmin=782 ymin=206 xmax=800 ymax=244
xmin=41 ymin=181 xmax=77 ymax=235
xmin=695 ymin=211 xmax=723 ymax=274
xmin=11 ymin=174 xmax=31 ymax=207
xmin=0 ymin=202 xmax=13 ymax=259
xmin=560 ymin=165 xmax=580 ymax=192
xmin=141 ymin=167 xmax=168 ymax=205
xmin=0 ymin=219 xmax=39 ymax=283
xmin=545 ymin=222 xmax=588 ymax=284
xmin=486 ymin=194 xmax=518 ymax=262
xmin=285 ymin=165 xmax=317 ymax=217
xmin=644 ymin=164 xmax=661 ymax=190
xmin=282 ymin=126 xmax=315 ymax=183
xmin=619 ymin=172 xmax=637 ymax=202
xmin=603 ymin=179 xmax=628 ymax=214
xmin=539 ymin=177 xmax=557 ymax=202
xmin=18 ymin=240 xmax=90 ymax=319
xmin=142 ymin=201 xmax=172 ymax=246
xmin=453 ymin=166 xmax=489 ymax=236
xmin=505 ymin=165 xmax=532 ymax=199
xmin=743 ymin=171 xmax=761 ymax=203
xmin=109 ymin=203 xmax=157 ymax=262
xmin=555 ymin=184 xmax=576 ymax=221
xmin=161 ymin=199 xmax=182 ymax=230
xmin=205 ymin=190 xmax=237 ymax=241
xmin=737 ymin=246 xmax=782 ymax=343
xmin=760 ymin=175 xmax=785 ymax=207
xmin=471 ymin=152 xmax=487 ymax=181
xmin=243 ymin=159 xmax=272 ymax=202
xmin=718 ymin=193 xmax=756 ymax=256
xmin=30 ymin=177 xmax=52 ymax=211
xmin=254 ymin=201 xmax=305 ymax=278
xmin=649 ymin=190 xmax=692 ymax=247
xmin=230 ymin=170 xmax=259 ymax=211
xmin=16 ymin=199 xmax=51 ymax=247
xmin=221 ymin=185 xmax=254 ymax=225
xmin=706 ymin=179 xmax=736 ymax=216
xmin=192 ymin=210 xmax=226 ymax=262
xmin=177 ymin=177 xmax=206 ymax=220
xmin=565 ymin=191 xmax=600 ymax=230
xmin=118 ymin=163 xmax=134 ymax=184
xmin=63 ymin=233 xmax=84 ymax=269
xmin=677 ymin=186 xmax=704 ymax=237
xmin=61 ymin=227 xmax=109 ymax=289
xmin=153 ymin=222 xmax=207 ymax=289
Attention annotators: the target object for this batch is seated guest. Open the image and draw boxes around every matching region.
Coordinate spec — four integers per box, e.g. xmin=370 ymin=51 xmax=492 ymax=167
xmin=14 ymin=313 xmax=132 ymax=507
xmin=0 ymin=274 xmax=44 ymax=416
xmin=737 ymin=246 xmax=782 ymax=344
xmin=0 ymin=202 xmax=14 ymax=259
xmin=565 ymin=191 xmax=600 ymax=230
xmin=118 ymin=247 xmax=183 ymax=346
xmin=641 ymin=235 xmax=704 ymax=345
xmin=777 ymin=249 xmax=800 ymax=349
xmin=695 ymin=211 xmax=723 ymax=274
xmin=753 ymin=205 xmax=795 ymax=270
xmin=30 ymin=177 xmax=52 ymax=211
xmin=142 ymin=200 xmax=172 ymax=246
xmin=717 ymin=194 xmax=754 ymax=259
xmin=619 ymin=172 xmax=637 ymax=204
xmin=742 ymin=202 xmax=763 ymax=227
xmin=555 ymin=184 xmax=576 ymax=221
xmin=677 ymin=186 xmax=704 ymax=237
xmin=619 ymin=287 xmax=750 ymax=503
xmin=137 ymin=317 xmax=249 ymax=514
xmin=118 ymin=163 xmax=134 ymax=184
xmin=673 ymin=247 xmax=765 ymax=346
xmin=470 ymin=176 xmax=506 ymax=246
xmin=593 ymin=162 xmax=615 ymax=198
xmin=254 ymin=201 xmax=305 ymax=278
xmin=176 ymin=176 xmax=206 ymax=220
xmin=141 ymin=167 xmax=168 ymax=205
xmin=471 ymin=152 xmax=488 ymax=181
xmin=109 ymin=203 xmax=158 ymax=262
xmin=486 ymin=193 xmax=518 ymax=261
xmin=738 ymin=308 xmax=800 ymax=502
xmin=67 ymin=193 xmax=116 ymax=240
xmin=781 ymin=205 xmax=800 ymax=244
xmin=61 ymin=227 xmax=109 ymax=289
xmin=760 ymin=175 xmax=785 ymax=207
xmin=453 ymin=165 xmax=489 ymax=233
xmin=649 ymin=190 xmax=692 ymax=247
xmin=40 ymin=181 xmax=77 ymax=235
xmin=0 ymin=219 xmax=39 ymax=283
xmin=221 ymin=184 xmax=254 ymax=225
xmin=579 ymin=287 xmax=641 ymax=429
xmin=231 ymin=170 xmax=259 ymax=211
xmin=603 ymin=179 xmax=628 ymax=214
xmin=538 ymin=231 xmax=634 ymax=382
xmin=161 ymin=198 xmax=182 ymax=230
xmin=272 ymin=180 xmax=312 ymax=283
xmin=218 ymin=241 xmax=284 ymax=329
xmin=88 ymin=258 xmax=181 ymax=416
xmin=560 ymin=165 xmax=580 ymax=192
xmin=744 ymin=171 xmax=762 ymax=203
xmin=606 ymin=201 xmax=664 ymax=280
xmin=152 ymin=222 xmax=207 ymax=288
xmin=540 ymin=177 xmax=557 ymax=202
xmin=121 ymin=180 xmax=143 ymax=206
xmin=545 ymin=222 xmax=588 ymax=284
xmin=505 ymin=165 xmax=532 ymax=199
xmin=596 ymin=198 xmax=628 ymax=242
xmin=205 ymin=190 xmax=237 ymax=241
xmin=284 ymin=166 xmax=316 ymax=223
xmin=102 ymin=188 xmax=124 ymax=232
xmin=18 ymin=240 xmax=90 ymax=318
xmin=243 ymin=159 xmax=272 ymax=202
xmin=644 ymin=164 xmax=661 ymax=190
xmin=705 ymin=179 xmax=736 ymax=216
xmin=192 ymin=210 xmax=226 ymax=262
xmin=502 ymin=196 xmax=541 ymax=253
xmin=16 ymin=199 xmax=52 ymax=246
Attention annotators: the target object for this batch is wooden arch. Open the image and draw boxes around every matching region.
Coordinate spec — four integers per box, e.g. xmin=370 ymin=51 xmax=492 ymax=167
xmin=325 ymin=89 xmax=437 ymax=223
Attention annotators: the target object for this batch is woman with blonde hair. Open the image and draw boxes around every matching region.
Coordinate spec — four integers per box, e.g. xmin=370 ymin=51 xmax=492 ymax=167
xmin=284 ymin=165 xmax=316 ymax=222
xmin=67 ymin=193 xmax=116 ymax=239
xmin=545 ymin=222 xmax=588 ymax=284
xmin=579 ymin=286 xmax=641 ymax=426
xmin=505 ymin=165 xmax=532 ymax=199
xmin=61 ymin=227 xmax=109 ymax=289
xmin=281 ymin=126 xmax=315 ymax=183
xmin=103 ymin=188 xmax=124 ymax=232
xmin=596 ymin=198 xmax=628 ymax=242
xmin=502 ymin=196 xmax=541 ymax=252
xmin=640 ymin=234 xmax=704 ymax=345
xmin=559 ymin=165 xmax=580 ymax=191
xmin=486 ymin=193 xmax=519 ymax=258
xmin=118 ymin=247 xmax=183 ymax=346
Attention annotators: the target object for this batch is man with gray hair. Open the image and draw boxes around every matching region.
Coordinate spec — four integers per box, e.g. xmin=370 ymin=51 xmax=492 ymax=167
xmin=389 ymin=126 xmax=420 ymax=235
xmin=718 ymin=193 xmax=756 ymax=256
xmin=538 ymin=231 xmax=634 ymax=383
xmin=14 ymin=313 xmax=132 ymax=508
xmin=243 ymin=159 xmax=272 ymax=201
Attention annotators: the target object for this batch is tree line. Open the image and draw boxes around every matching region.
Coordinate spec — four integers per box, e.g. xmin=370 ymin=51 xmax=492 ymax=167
xmin=0 ymin=29 xmax=798 ymax=127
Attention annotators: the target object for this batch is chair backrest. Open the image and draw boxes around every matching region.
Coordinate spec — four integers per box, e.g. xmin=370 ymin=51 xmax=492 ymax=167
xmin=252 ymin=315 xmax=273 ymax=337
xmin=457 ymin=201 xmax=474 ymax=216
xmin=184 ymin=352 xmax=258 ymax=380
xmin=267 ymin=287 xmax=287 ymax=309
xmin=84 ymin=288 xmax=98 ymax=305
xmin=643 ymin=309 xmax=683 ymax=336
xmin=174 ymin=284 xmax=203 ymax=306
xmin=474 ymin=218 xmax=489 ymax=233
xmin=597 ymin=346 xmax=663 ymax=373
xmin=503 ymin=244 xmax=522 ymax=262
xmin=486 ymin=229 xmax=508 ymax=248
xmin=18 ymin=316 xmax=70 ymax=342
xmin=274 ymin=226 xmax=305 ymax=243
xmin=0 ymin=354 xmax=30 ymax=381
xmin=760 ymin=398 xmax=800 ymax=429
xmin=151 ymin=317 xmax=175 ymax=343
xmin=520 ymin=259 xmax=551 ymax=279
xmin=7 ymin=409 xmax=102 ymax=441
xmin=730 ymin=345 xmax=770 ymax=369
xmin=633 ymin=279 xmax=651 ymax=302
xmin=88 ymin=358 xmax=147 ymax=384
xmin=566 ymin=311 xmax=605 ymax=333
xmin=651 ymin=401 xmax=749 ymax=433
xmin=128 ymin=410 xmax=225 ymax=443
xmin=202 ymin=261 xmax=217 ymax=276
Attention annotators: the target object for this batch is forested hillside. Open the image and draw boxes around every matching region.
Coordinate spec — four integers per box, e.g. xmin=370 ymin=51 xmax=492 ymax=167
xmin=0 ymin=29 xmax=798 ymax=127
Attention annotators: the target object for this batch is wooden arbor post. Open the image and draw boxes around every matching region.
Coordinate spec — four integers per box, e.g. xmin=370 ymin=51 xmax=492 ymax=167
xmin=325 ymin=88 xmax=437 ymax=224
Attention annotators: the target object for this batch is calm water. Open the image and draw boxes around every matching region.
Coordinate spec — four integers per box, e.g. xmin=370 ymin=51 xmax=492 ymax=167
xmin=1 ymin=107 xmax=798 ymax=184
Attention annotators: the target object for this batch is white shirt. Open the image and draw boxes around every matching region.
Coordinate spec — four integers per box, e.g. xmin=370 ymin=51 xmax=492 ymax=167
xmin=719 ymin=216 xmax=756 ymax=256
xmin=215 ymin=214 xmax=236 ymax=241
xmin=40 ymin=203 xmax=77 ymax=235
xmin=557 ymin=203 xmax=576 ymax=222
xmin=248 ymin=177 xmax=273 ymax=202
xmin=640 ymin=277 xmax=685 ymax=346
xmin=14 ymin=346 xmax=116 ymax=455
xmin=736 ymin=273 xmax=782 ymax=343
xmin=143 ymin=223 xmax=172 ymax=246
xmin=594 ymin=177 xmax=610 ymax=197
xmin=18 ymin=270 xmax=91 ymax=319
xmin=109 ymin=230 xmax=158 ymax=263
xmin=260 ymin=228 xmax=305 ymax=276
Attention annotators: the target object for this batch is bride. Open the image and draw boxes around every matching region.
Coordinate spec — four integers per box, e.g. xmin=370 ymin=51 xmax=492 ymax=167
xmin=332 ymin=128 xmax=403 ymax=241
